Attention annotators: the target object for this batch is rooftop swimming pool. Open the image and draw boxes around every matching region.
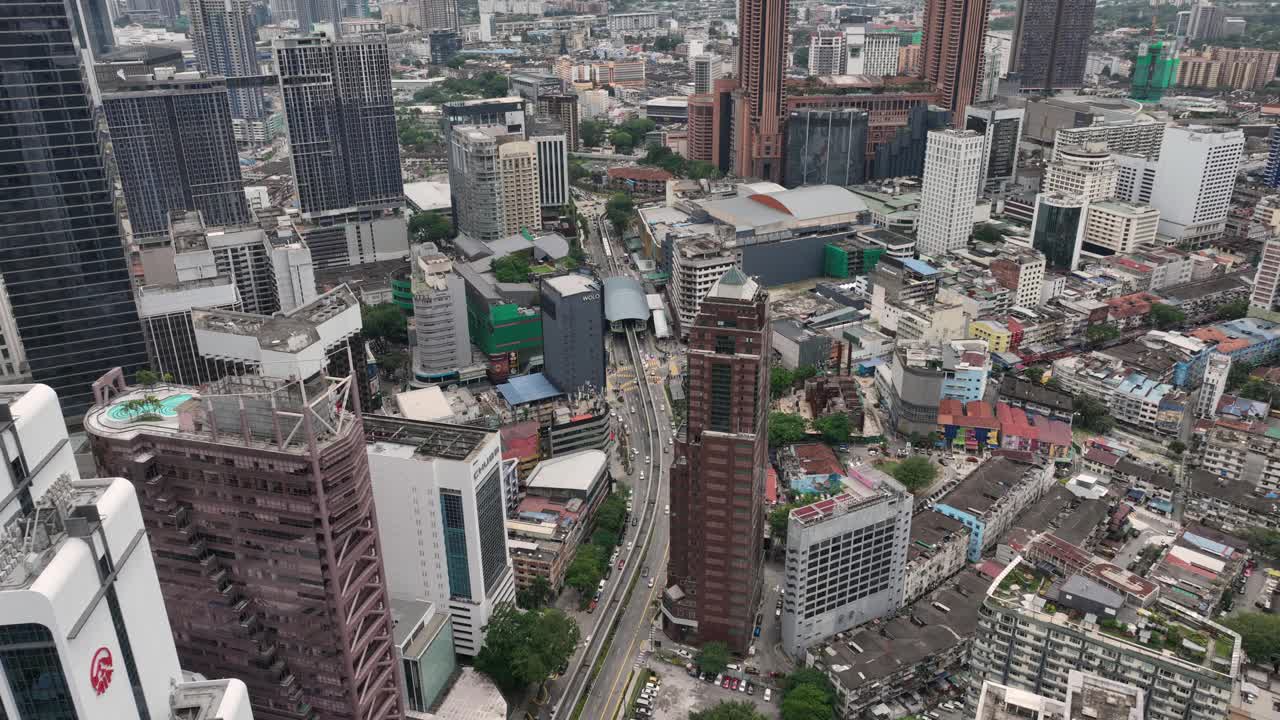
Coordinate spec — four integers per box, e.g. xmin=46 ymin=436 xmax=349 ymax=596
xmin=105 ymin=393 xmax=195 ymax=422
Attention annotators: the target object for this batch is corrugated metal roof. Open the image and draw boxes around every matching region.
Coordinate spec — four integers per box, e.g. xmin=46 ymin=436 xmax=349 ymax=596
xmin=603 ymin=276 xmax=649 ymax=322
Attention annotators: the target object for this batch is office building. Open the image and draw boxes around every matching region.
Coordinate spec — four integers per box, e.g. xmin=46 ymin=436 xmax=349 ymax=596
xmin=0 ymin=0 xmax=149 ymax=420
xmin=532 ymin=129 xmax=570 ymax=212
xmin=0 ymin=280 xmax=27 ymax=383
xmin=781 ymin=468 xmax=912 ymax=656
xmin=1188 ymin=2 xmax=1222 ymax=40
xmin=449 ymin=125 xmax=542 ymax=241
xmin=95 ymin=45 xmax=184 ymax=88
xmin=189 ymin=0 xmax=265 ymax=121
xmin=971 ymin=559 xmax=1239 ymax=720
xmin=734 ymin=0 xmax=790 ymax=181
xmin=274 ymin=28 xmax=403 ymax=218
xmin=442 ymin=96 xmax=528 ymax=136
xmin=870 ymin=103 xmax=952 ymax=180
xmin=539 ymin=93 xmax=580 ymax=150
xmin=665 ymin=268 xmax=770 ymax=653
xmin=1044 ymin=142 xmax=1118 ymax=202
xmin=809 ymin=28 xmax=848 ymax=76
xmin=0 ymin=383 xmax=256 ymax=720
xmin=863 ymin=32 xmax=901 ymax=76
xmin=784 ymin=109 xmax=869 ymax=188
xmin=70 ymin=0 xmax=114 ymax=59
xmin=394 ymin=599 xmax=457 ymax=714
xmin=103 ymin=72 xmax=252 ymax=240
xmin=421 ymin=0 xmax=460 ymax=29
xmin=428 ymin=28 xmax=461 ymax=64
xmin=692 ymin=54 xmax=724 ymax=94
xmin=1008 ymin=0 xmax=1096 ymax=91
xmin=989 ymin=246 xmax=1046 ymax=309
xmin=411 ymin=243 xmax=471 ymax=383
xmin=1149 ymin=125 xmax=1243 ymax=248
xmin=136 ymin=270 xmax=241 ymax=388
xmin=86 ymin=350 xmax=404 ymax=719
xmin=918 ymin=129 xmax=984 ymax=257
xmin=687 ymin=78 xmax=737 ymax=174
xmin=126 ymin=0 xmax=182 ymax=24
xmin=1264 ymin=127 xmax=1280 ymax=189
xmin=922 ymin=0 xmax=992 ymax=123
xmin=541 ymin=275 xmax=605 ymax=395
xmin=1082 ymin=200 xmax=1159 ymax=255
xmin=1031 ymin=191 xmax=1088 ymax=271
xmin=365 ymin=416 xmax=517 ymax=656
xmin=964 ymin=102 xmax=1024 ymax=189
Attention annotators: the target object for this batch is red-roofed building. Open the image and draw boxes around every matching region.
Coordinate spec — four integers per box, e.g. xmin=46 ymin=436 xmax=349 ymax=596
xmin=937 ymin=399 xmax=1000 ymax=455
xmin=783 ymin=442 xmax=844 ymax=478
xmin=1025 ymin=533 xmax=1159 ymax=607
xmin=501 ymin=420 xmax=542 ymax=481
xmin=766 ymin=465 xmax=779 ymax=505
xmin=995 ymin=403 xmax=1070 ymax=462
xmin=607 ymin=166 xmax=674 ymax=194
xmin=1105 ymin=292 xmax=1160 ymax=330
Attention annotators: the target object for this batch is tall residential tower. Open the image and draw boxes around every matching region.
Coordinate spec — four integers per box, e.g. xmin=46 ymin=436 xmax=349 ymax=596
xmin=734 ymin=0 xmax=790 ymax=181
xmin=189 ymin=0 xmax=266 ymax=120
xmin=921 ymin=0 xmax=992 ymax=123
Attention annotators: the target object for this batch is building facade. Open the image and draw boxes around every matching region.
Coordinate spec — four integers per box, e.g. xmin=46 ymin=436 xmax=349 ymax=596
xmin=922 ymin=0 xmax=992 ymax=123
xmin=411 ymin=244 xmax=472 ymax=383
xmin=189 ymin=0 xmax=265 ymax=121
xmin=1031 ymin=191 xmax=1088 ymax=271
xmin=1008 ymin=0 xmax=1096 ymax=91
xmin=784 ymin=109 xmax=869 ymax=188
xmin=665 ymin=269 xmax=770 ymax=653
xmin=964 ymin=102 xmax=1024 ymax=189
xmin=450 ymin=126 xmax=542 ymax=241
xmin=1083 ymin=200 xmax=1160 ymax=255
xmin=863 ymin=32 xmax=901 ymax=76
xmin=918 ymin=129 xmax=984 ymax=257
xmin=808 ymin=28 xmax=848 ymax=76
xmin=1044 ymin=142 xmax=1118 ymax=202
xmin=734 ymin=0 xmax=790 ymax=181
xmin=540 ymin=275 xmax=605 ymax=395
xmin=1148 ymin=125 xmax=1243 ymax=248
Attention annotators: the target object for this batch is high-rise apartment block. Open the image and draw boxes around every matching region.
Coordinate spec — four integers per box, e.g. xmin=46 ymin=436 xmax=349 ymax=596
xmin=421 ymin=0 xmax=460 ymax=29
xmin=540 ymin=274 xmax=605 ymax=395
xmin=1008 ymin=0 xmax=1096 ymax=91
xmin=0 ymin=383 xmax=256 ymax=720
xmin=539 ymin=93 xmax=581 ymax=150
xmin=189 ymin=0 xmax=265 ymax=121
xmin=1188 ymin=2 xmax=1223 ymax=41
xmin=922 ymin=0 xmax=991 ymax=123
xmin=734 ymin=0 xmax=790 ymax=181
xmin=1264 ymin=126 xmax=1280 ymax=189
xmin=449 ymin=126 xmax=542 ymax=241
xmin=1053 ymin=120 xmax=1166 ymax=160
xmin=918 ymin=129 xmax=984 ymax=257
xmin=410 ymin=243 xmax=471 ymax=383
xmin=1149 ymin=125 xmax=1243 ymax=248
xmin=971 ymin=559 xmax=1239 ymax=720
xmin=976 ymin=672 xmax=1145 ymax=720
xmin=964 ymin=102 xmax=1024 ymax=189
xmin=781 ymin=467 xmax=912 ymax=656
xmin=365 ymin=415 xmax=516 ymax=656
xmin=86 ymin=320 xmax=404 ymax=720
xmin=103 ymin=72 xmax=252 ymax=240
xmin=1043 ymin=142 xmax=1118 ymax=202
xmin=274 ymin=28 xmax=404 ymax=218
xmin=666 ymin=268 xmax=770 ymax=653
xmin=862 ymin=32 xmax=901 ymax=76
xmin=1197 ymin=352 xmax=1231 ymax=418
xmin=0 ymin=0 xmax=149 ymax=419
xmin=808 ymin=28 xmax=848 ymax=76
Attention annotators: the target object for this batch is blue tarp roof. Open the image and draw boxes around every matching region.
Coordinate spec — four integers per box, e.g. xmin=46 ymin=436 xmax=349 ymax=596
xmin=1182 ymin=530 xmax=1234 ymax=558
xmin=497 ymin=372 xmax=564 ymax=406
xmin=902 ymin=258 xmax=939 ymax=276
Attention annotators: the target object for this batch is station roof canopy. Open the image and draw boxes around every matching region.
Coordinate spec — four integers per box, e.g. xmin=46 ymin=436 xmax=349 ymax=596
xmin=603 ymin=276 xmax=649 ymax=323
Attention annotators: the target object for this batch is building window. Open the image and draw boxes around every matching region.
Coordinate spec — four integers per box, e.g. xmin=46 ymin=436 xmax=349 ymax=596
xmin=476 ymin=464 xmax=509 ymax=594
xmin=440 ymin=491 xmax=472 ymax=600
xmin=0 ymin=623 xmax=79 ymax=720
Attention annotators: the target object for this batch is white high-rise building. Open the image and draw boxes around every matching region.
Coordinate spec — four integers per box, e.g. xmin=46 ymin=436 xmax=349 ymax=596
xmin=1083 ymin=200 xmax=1160 ymax=254
xmin=692 ymin=53 xmax=724 ymax=94
xmin=808 ymin=28 xmax=848 ymax=76
xmin=1197 ymin=352 xmax=1232 ymax=418
xmin=532 ymin=130 xmax=569 ymax=212
xmin=918 ymin=129 xmax=984 ymax=257
xmin=1251 ymin=236 xmax=1280 ymax=316
xmin=862 ymin=32 xmax=900 ymax=76
xmin=0 ymin=384 xmax=255 ymax=720
xmin=449 ymin=125 xmax=543 ymax=241
xmin=366 ymin=417 xmax=517 ymax=656
xmin=1044 ymin=142 xmax=1118 ymax=202
xmin=410 ymin=243 xmax=471 ymax=383
xmin=1148 ymin=125 xmax=1244 ymax=248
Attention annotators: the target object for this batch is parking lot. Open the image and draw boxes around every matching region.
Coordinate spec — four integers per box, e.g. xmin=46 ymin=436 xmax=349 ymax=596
xmin=636 ymin=664 xmax=780 ymax=719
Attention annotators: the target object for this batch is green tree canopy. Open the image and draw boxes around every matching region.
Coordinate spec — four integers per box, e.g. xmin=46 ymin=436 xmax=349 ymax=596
xmin=783 ymin=668 xmax=836 ymax=700
xmin=771 ymin=366 xmax=797 ymax=397
xmin=769 ymin=502 xmax=801 ymax=543
xmin=565 ymin=544 xmax=604 ymax=600
xmin=474 ymin=604 xmax=581 ymax=692
xmin=695 ymin=641 xmax=731 ymax=674
xmin=1022 ymin=365 xmax=1048 ymax=384
xmin=972 ymin=223 xmax=1004 ymax=244
xmin=1223 ymin=612 xmax=1280 ymax=666
xmin=814 ymin=413 xmax=852 ymax=444
xmin=889 ymin=455 xmax=937 ymax=493
xmin=610 ymin=129 xmax=635 ymax=153
xmin=690 ymin=701 xmax=769 ymax=720
xmin=580 ymin=119 xmax=608 ymax=147
xmin=362 ymin=303 xmax=408 ymax=342
xmin=446 ymin=55 xmax=467 ymax=68
xmin=606 ymin=193 xmax=635 ymax=235
xmin=1244 ymin=526 xmax=1280 ymax=561
xmin=1168 ymin=440 xmax=1186 ymax=456
xmin=1215 ymin=298 xmax=1250 ymax=321
xmin=781 ymin=683 xmax=836 ymax=720
xmin=591 ymin=528 xmax=619 ymax=550
xmin=516 ymin=575 xmax=552 ymax=610
xmin=1074 ymin=394 xmax=1115 ymax=434
xmin=595 ymin=493 xmax=628 ymax=535
xmin=1150 ymin=303 xmax=1187 ymax=330
xmin=491 ymin=254 xmax=531 ymax=282
xmin=409 ymin=211 xmax=453 ymax=243
xmin=769 ymin=412 xmax=808 ymax=447
xmin=1086 ymin=323 xmax=1121 ymax=346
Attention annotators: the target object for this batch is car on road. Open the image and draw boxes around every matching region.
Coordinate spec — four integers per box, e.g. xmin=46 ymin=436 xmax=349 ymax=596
xmin=753 ymin=626 xmax=760 ymax=637
xmin=664 ymin=504 xmax=670 ymax=515
xmin=647 ymin=578 xmax=654 ymax=588
xmin=763 ymin=689 xmax=772 ymax=702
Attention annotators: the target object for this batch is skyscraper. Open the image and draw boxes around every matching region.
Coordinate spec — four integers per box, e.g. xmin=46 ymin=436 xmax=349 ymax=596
xmin=964 ymin=101 xmax=1024 ymax=189
xmin=665 ymin=268 xmax=770 ymax=653
xmin=808 ymin=28 xmax=848 ymax=76
xmin=1031 ymin=191 xmax=1088 ymax=270
xmin=0 ymin=0 xmax=149 ymax=420
xmin=189 ymin=0 xmax=266 ymax=120
xmin=692 ymin=54 xmax=724 ymax=94
xmin=449 ymin=125 xmax=542 ymax=240
xmin=1043 ymin=142 xmax=1118 ymax=202
xmin=784 ymin=108 xmax=869 ymax=188
xmin=421 ymin=0 xmax=460 ymax=30
xmin=1263 ymin=126 xmax=1280 ymax=188
xmin=86 ymin=323 xmax=405 ymax=720
xmin=410 ymin=243 xmax=472 ymax=383
xmin=540 ymin=93 xmax=581 ymax=150
xmin=1148 ymin=125 xmax=1243 ymax=248
xmin=917 ymin=129 xmax=984 ymax=257
xmin=921 ymin=0 xmax=992 ymax=123
xmin=103 ymin=72 xmax=252 ymax=239
xmin=540 ymin=274 xmax=605 ymax=395
xmin=275 ymin=26 xmax=403 ymax=218
xmin=734 ymin=0 xmax=790 ymax=182
xmin=1008 ymin=0 xmax=1097 ymax=92
xmin=69 ymin=0 xmax=115 ymax=59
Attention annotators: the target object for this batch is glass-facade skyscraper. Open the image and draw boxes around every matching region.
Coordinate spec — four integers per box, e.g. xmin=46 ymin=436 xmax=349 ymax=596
xmin=0 ymin=1 xmax=148 ymax=419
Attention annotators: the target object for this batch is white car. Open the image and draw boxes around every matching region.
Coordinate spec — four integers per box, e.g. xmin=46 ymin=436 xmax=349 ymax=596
xmin=764 ymin=689 xmax=772 ymax=702
xmin=647 ymin=578 xmax=654 ymax=588
xmin=664 ymin=505 xmax=670 ymax=515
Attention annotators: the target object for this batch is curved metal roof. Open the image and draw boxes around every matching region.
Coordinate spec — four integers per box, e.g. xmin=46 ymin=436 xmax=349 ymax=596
xmin=603 ymin=276 xmax=649 ymax=323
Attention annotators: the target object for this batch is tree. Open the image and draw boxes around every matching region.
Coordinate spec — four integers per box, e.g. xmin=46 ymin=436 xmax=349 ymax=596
xmin=609 ymin=129 xmax=635 ymax=153
xmin=517 ymin=575 xmax=553 ymax=610
xmin=135 ymin=369 xmax=173 ymax=386
xmin=1022 ymin=365 xmax=1048 ymax=384
xmin=491 ymin=254 xmax=531 ymax=282
xmin=1074 ymin=394 xmax=1115 ymax=434
xmin=769 ymin=502 xmax=801 ymax=543
xmin=1150 ymin=303 xmax=1187 ymax=330
xmin=409 ymin=211 xmax=453 ymax=243
xmin=565 ymin=545 xmax=604 ymax=601
xmin=972 ymin=223 xmax=1004 ymax=244
xmin=595 ymin=493 xmax=628 ymax=535
xmin=889 ymin=455 xmax=937 ymax=493
xmin=814 ymin=413 xmax=852 ymax=444
xmin=1168 ymin=440 xmax=1186 ymax=456
xmin=690 ymin=701 xmax=769 ymax=720
xmin=1243 ymin=526 xmax=1280 ymax=561
xmin=1238 ymin=378 xmax=1280 ymax=404
xmin=1086 ymin=323 xmax=1121 ymax=346
xmin=446 ymin=55 xmax=467 ymax=68
xmin=1216 ymin=298 xmax=1250 ymax=321
xmin=605 ymin=193 xmax=635 ymax=235
xmin=591 ymin=528 xmax=619 ymax=550
xmin=769 ymin=412 xmax=808 ymax=447
xmin=475 ymin=604 xmax=580 ymax=693
xmin=783 ymin=669 xmax=835 ymax=701
xmin=1223 ymin=613 xmax=1280 ymax=667
xmin=581 ymin=119 xmax=608 ymax=147
xmin=793 ymin=46 xmax=810 ymax=70
xmin=361 ymin=303 xmax=408 ymax=342
xmin=781 ymin=683 xmax=836 ymax=720
xmin=695 ymin=641 xmax=731 ymax=675
xmin=771 ymin=366 xmax=797 ymax=398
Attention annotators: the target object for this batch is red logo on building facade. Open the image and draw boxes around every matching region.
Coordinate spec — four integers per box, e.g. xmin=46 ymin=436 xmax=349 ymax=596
xmin=89 ymin=647 xmax=114 ymax=695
